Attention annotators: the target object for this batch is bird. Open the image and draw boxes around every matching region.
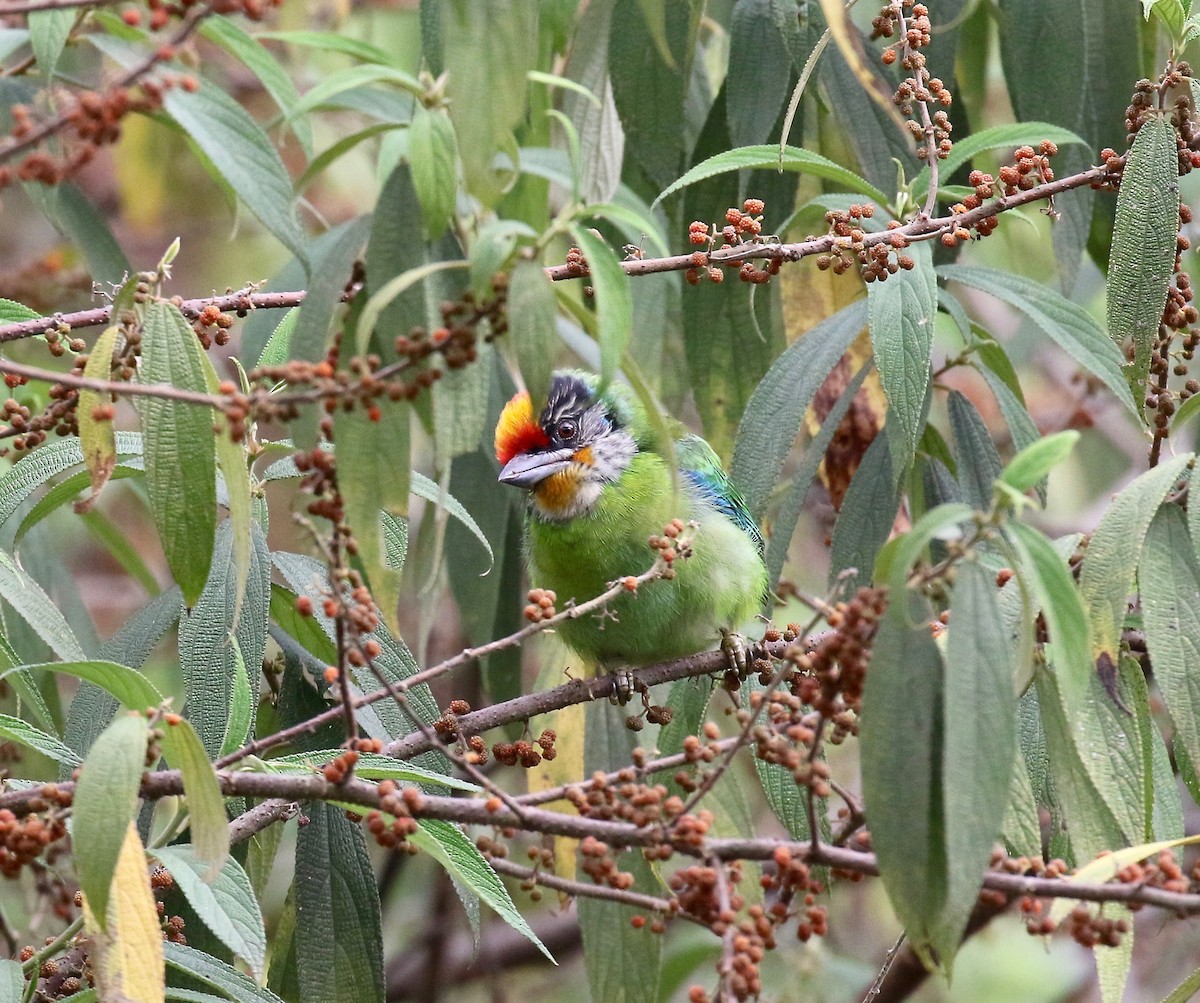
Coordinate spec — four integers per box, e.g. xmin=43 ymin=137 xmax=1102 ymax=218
xmin=494 ymin=370 xmax=768 ymax=676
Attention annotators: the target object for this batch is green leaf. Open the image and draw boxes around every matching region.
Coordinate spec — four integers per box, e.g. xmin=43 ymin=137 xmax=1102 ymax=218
xmin=654 ymin=143 xmax=887 ymax=208
xmin=178 ymin=520 xmax=270 ymax=757
xmin=17 ymin=463 xmax=143 ymax=553
xmin=28 ymin=7 xmax=73 ymax=79
xmin=254 ymin=30 xmax=392 ymax=65
xmin=334 ymin=394 xmax=409 ymax=637
xmin=1079 ymin=454 xmax=1191 ymax=670
xmin=999 ymin=430 xmax=1080 ymax=494
xmin=609 ymin=0 xmax=689 ymax=193
xmin=7 ymin=659 xmax=162 ymax=714
xmin=199 ymin=16 xmax=313 ymax=156
xmin=152 ymin=846 xmax=266 ymax=981
xmin=732 ymin=299 xmax=869 ymax=522
xmin=164 ymin=943 xmax=285 ymax=1003
xmin=157 ymin=717 xmax=228 ymax=879
xmin=507 ymin=259 xmax=560 ymax=407
xmin=217 ymin=640 xmax=253 ymax=760
xmin=408 ymin=105 xmax=458 ymax=241
xmin=947 ymin=390 xmax=1003 ymax=512
xmin=256 ymin=307 xmax=299 ymax=368
xmin=569 ymin=225 xmax=633 ymax=387
xmin=938 ymin=264 xmax=1141 ymax=420
xmin=286 ymin=64 xmax=421 ymax=123
xmin=1162 ymin=965 xmax=1200 ymax=1003
xmin=1005 ymin=522 xmax=1092 ymax=708
xmin=410 ymin=819 xmax=554 ymax=962
xmin=161 ymin=72 xmax=307 ymax=260
xmin=935 ymin=559 xmax=1017 ymax=966
xmin=0 ymin=549 xmax=85 ymax=661
xmin=443 ymin=0 xmax=537 ymax=204
xmin=1140 ymin=503 xmax=1200 ymax=791
xmin=860 ymin=593 xmax=945 ymax=967
xmin=874 ymin=501 xmax=975 ymax=593
xmin=0 ymin=959 xmax=22 ymax=1003
xmin=292 ymin=215 xmax=372 ymax=364
xmin=74 ymin=713 xmax=150 ymax=924
xmin=869 ymin=243 xmax=937 ymax=470
xmin=0 ymin=712 xmax=80 ymax=766
xmin=268 ymin=751 xmax=477 ymax=792
xmin=294 ymin=802 xmax=385 ymax=1003
xmin=727 ymin=0 xmax=801 ymax=149
xmin=0 ymin=297 xmax=39 ymax=323
xmin=579 ymin=699 xmax=660 ymax=1000
xmin=0 ymin=432 xmax=142 ymax=528
xmin=829 ymin=430 xmax=899 ymax=591
xmin=22 ymin=182 xmax=132 ymax=286
xmin=1107 ymin=116 xmax=1179 ymax=392
xmin=136 ymin=301 xmax=217 ymax=607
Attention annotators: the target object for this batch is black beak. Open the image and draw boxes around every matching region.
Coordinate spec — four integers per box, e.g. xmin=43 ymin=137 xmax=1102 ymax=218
xmin=498 ymin=448 xmax=574 ymax=488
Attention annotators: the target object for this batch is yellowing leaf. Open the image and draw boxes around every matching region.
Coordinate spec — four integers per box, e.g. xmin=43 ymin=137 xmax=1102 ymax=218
xmin=76 ymin=326 xmax=121 ymax=512
xmin=83 ymin=823 xmax=165 ymax=1003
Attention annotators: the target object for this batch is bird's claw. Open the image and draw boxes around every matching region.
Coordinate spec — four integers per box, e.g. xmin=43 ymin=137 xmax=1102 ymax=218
xmin=720 ymin=629 xmax=751 ymax=677
xmin=608 ymin=669 xmax=636 ymax=705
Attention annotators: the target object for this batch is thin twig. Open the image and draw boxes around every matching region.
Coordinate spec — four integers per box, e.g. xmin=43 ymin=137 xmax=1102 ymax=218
xmin=862 ymin=931 xmax=907 ymax=1003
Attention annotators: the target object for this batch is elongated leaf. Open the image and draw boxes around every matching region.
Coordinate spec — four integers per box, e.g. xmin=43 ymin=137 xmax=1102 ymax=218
xmin=408 ymin=105 xmax=458 ymax=241
xmin=861 ymin=592 xmax=944 ymax=966
xmin=732 ymin=299 xmax=869 ymax=521
xmin=294 ymin=802 xmax=385 ymax=1003
xmin=76 ymin=326 xmax=121 ymax=510
xmin=935 ymin=559 xmax=1017 ymax=965
xmin=938 ymin=264 xmax=1140 ymax=419
xmin=570 ymin=225 xmax=632 ymax=387
xmin=16 ymin=462 xmax=142 ymax=549
xmin=998 ymin=0 xmax=1139 ymax=287
xmin=0 ymin=432 xmax=142 ymax=528
xmin=727 ymin=0 xmax=800 ymax=148
xmin=83 ymin=823 xmax=164 ymax=1003
xmin=28 ymin=8 xmax=72 ymax=79
xmin=254 ymin=30 xmax=392 ymax=65
xmin=507 ymin=260 xmax=558 ymax=408
xmin=0 ymin=712 xmax=79 ymax=766
xmin=409 ymin=819 xmax=553 ymax=962
xmin=21 ymin=182 xmax=132 ymax=287
xmin=1005 ymin=522 xmax=1091 ymax=707
xmin=443 ymin=0 xmax=537 ymax=204
xmin=178 ymin=520 xmax=270 ymax=757
xmin=829 ymin=430 xmax=898 ymax=590
xmin=999 ymin=430 xmax=1080 ymax=493
xmin=136 ymin=302 xmax=216 ymax=606
xmin=268 ymin=751 xmax=477 ymax=792
xmin=164 ymin=943 xmax=285 ymax=1003
xmin=217 ymin=640 xmax=253 ymax=760
xmin=1140 ymin=504 xmax=1200 ymax=785
xmin=74 ymin=714 xmax=150 ymax=924
xmin=654 ymin=143 xmax=887 ymax=208
xmin=0 ymin=959 xmax=21 ymax=1003
xmin=152 ymin=847 xmax=266 ymax=981
xmin=1108 ymin=116 xmax=1179 ymax=392
xmin=579 ymin=700 xmax=660 ymax=1001
xmin=869 ymin=243 xmax=937 ymax=470
xmin=608 ymin=0 xmax=688 ymax=193
xmin=199 ymin=16 xmax=312 ymax=156
xmin=947 ymin=390 xmax=1003 ymax=511
xmin=0 ymin=549 xmax=84 ymax=661
xmin=874 ymin=501 xmax=975 ymax=593
xmin=157 ymin=716 xmax=228 ymax=878
xmin=1079 ymin=454 xmax=1191 ymax=669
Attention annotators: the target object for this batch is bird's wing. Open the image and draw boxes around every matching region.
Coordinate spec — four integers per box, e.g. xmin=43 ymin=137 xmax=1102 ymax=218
xmin=676 ymin=434 xmax=765 ymax=555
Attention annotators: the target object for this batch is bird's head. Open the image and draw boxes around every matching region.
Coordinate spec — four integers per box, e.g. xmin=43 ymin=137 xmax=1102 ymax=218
xmin=495 ymin=371 xmax=640 ymax=520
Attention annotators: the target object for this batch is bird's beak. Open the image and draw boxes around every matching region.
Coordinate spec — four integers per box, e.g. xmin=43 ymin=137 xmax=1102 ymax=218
xmin=498 ymin=447 xmax=575 ymax=488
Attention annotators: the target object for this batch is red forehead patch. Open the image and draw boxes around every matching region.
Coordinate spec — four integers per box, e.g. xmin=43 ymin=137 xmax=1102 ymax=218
xmin=495 ymin=391 xmax=550 ymax=466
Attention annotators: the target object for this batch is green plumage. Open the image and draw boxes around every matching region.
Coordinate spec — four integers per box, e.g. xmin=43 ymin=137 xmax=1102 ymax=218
xmin=500 ymin=372 xmax=767 ymax=669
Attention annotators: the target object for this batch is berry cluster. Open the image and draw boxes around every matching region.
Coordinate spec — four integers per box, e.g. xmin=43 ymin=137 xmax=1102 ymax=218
xmin=872 ymin=2 xmax=952 ymax=162
xmin=522 ymin=587 xmax=557 ymax=623
xmin=817 ymin=204 xmax=916 ymax=279
xmin=364 ymin=780 xmax=421 ymax=852
xmin=647 ymin=518 xmax=692 ymax=579
xmin=492 ymin=730 xmax=558 ymax=768
xmin=0 ymin=802 xmax=69 ymax=879
xmin=683 ymin=199 xmax=780 ymax=287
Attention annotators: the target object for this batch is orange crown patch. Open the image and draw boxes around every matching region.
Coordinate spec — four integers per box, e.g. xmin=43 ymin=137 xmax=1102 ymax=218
xmin=495 ymin=391 xmax=549 ymax=466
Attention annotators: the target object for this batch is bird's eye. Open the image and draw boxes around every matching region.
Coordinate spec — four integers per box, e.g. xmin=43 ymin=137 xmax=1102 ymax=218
xmin=555 ymin=419 xmax=578 ymax=442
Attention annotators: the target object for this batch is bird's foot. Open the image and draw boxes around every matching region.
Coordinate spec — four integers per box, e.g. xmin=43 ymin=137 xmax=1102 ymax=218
xmin=607 ymin=669 xmax=636 ymax=706
xmin=720 ymin=629 xmax=752 ymax=678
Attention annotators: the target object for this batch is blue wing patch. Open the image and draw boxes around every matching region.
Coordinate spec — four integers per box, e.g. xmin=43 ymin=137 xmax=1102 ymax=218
xmin=677 ymin=437 xmax=765 ymax=556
